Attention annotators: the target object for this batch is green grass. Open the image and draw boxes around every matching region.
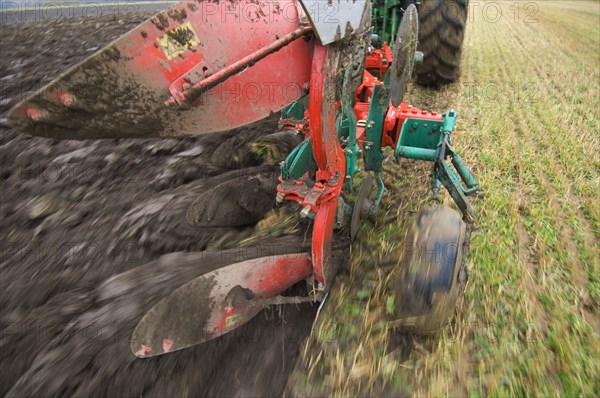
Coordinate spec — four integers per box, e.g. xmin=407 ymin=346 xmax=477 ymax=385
xmin=286 ymin=1 xmax=600 ymax=397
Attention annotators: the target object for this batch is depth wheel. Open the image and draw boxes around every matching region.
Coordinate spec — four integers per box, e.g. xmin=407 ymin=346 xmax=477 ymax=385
xmin=392 ymin=205 xmax=467 ymax=334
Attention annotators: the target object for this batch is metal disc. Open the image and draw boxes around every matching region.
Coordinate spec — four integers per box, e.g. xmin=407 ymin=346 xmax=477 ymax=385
xmin=351 ymin=173 xmax=374 ymax=242
xmin=131 ymin=253 xmax=311 ymax=357
xmin=390 ymin=4 xmax=419 ymax=106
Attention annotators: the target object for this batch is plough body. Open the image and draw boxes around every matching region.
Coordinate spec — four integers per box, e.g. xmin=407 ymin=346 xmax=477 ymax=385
xmin=7 ymin=0 xmax=478 ymax=358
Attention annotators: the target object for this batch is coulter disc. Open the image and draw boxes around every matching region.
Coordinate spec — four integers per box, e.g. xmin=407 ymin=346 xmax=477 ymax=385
xmin=390 ymin=4 xmax=419 ymax=106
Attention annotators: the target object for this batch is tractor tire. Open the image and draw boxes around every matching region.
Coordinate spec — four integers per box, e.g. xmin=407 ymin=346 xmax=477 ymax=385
xmin=391 ymin=205 xmax=468 ymax=334
xmin=416 ymin=0 xmax=469 ymax=87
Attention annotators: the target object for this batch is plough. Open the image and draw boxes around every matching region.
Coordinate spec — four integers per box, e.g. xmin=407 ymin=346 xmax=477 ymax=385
xmin=8 ymin=0 xmax=478 ymax=357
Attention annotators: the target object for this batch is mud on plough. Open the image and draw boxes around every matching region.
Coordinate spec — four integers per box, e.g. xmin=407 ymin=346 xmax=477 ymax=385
xmin=8 ymin=0 xmax=478 ymax=357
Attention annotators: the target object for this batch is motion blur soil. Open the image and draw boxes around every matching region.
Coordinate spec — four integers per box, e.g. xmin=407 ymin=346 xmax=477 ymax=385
xmin=0 ymin=13 xmax=325 ymax=397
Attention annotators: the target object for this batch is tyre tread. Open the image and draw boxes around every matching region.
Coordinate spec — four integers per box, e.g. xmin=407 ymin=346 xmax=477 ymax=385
xmin=416 ymin=0 xmax=468 ymax=87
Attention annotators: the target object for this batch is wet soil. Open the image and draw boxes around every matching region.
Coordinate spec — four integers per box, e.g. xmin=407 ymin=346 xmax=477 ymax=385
xmin=0 ymin=13 xmax=328 ymax=397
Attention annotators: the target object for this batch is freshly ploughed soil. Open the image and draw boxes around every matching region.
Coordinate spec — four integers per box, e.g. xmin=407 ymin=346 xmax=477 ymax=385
xmin=0 ymin=12 xmax=332 ymax=397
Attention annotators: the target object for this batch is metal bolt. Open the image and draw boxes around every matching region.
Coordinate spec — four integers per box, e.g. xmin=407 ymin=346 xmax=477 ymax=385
xmin=300 ymin=205 xmax=311 ymax=218
xmin=414 ymin=51 xmax=424 ymax=65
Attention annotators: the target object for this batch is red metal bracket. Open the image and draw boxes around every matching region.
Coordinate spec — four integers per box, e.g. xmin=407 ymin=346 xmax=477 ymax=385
xmin=275 ymin=44 xmax=346 ymax=285
xmin=308 ymin=44 xmax=346 ymax=284
xmin=166 ymin=26 xmax=313 ymax=108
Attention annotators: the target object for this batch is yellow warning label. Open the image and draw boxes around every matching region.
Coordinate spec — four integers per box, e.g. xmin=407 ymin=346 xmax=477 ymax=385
xmin=157 ymin=22 xmax=200 ymax=61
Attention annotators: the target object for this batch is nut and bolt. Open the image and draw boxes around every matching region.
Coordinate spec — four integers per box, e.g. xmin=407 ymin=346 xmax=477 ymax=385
xmin=300 ymin=205 xmax=312 ymax=218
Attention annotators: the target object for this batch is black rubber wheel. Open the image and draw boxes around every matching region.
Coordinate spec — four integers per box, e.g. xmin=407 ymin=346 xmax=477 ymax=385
xmin=416 ymin=0 xmax=469 ymax=87
xmin=392 ymin=206 xmax=467 ymax=334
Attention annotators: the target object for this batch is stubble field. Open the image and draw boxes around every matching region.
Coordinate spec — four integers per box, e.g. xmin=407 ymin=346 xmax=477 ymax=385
xmin=287 ymin=1 xmax=600 ymax=396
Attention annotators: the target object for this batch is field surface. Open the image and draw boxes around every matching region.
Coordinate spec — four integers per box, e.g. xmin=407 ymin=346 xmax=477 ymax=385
xmin=0 ymin=1 xmax=598 ymax=397
xmin=287 ymin=1 xmax=600 ymax=396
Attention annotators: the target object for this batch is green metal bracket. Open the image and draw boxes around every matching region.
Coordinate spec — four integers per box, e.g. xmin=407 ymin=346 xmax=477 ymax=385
xmin=451 ymin=153 xmax=478 ymax=193
xmin=341 ymin=69 xmax=361 ymax=189
xmin=414 ymin=50 xmax=423 ymax=65
xmin=437 ymin=110 xmax=478 ymax=195
xmin=395 ymin=117 xmax=444 ymax=160
xmin=364 ymin=84 xmax=389 ymax=172
xmin=442 ymin=109 xmax=458 ymax=134
xmin=280 ymin=138 xmax=316 ymax=180
xmin=435 ymin=162 xmax=475 ymax=223
xmin=395 ymin=109 xmax=479 ymax=222
xmin=358 ymin=83 xmax=391 ymax=217
xmin=337 ymin=116 xmax=350 ymax=138
xmin=281 ymin=96 xmax=308 ymax=120
xmin=371 ymin=172 xmax=385 ymax=217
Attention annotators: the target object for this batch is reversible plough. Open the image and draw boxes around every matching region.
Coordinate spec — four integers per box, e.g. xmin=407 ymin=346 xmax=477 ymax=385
xmin=8 ymin=0 xmax=478 ymax=357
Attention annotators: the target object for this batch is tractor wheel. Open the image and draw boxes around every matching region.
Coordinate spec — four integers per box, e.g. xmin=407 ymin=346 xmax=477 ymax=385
xmin=416 ymin=0 xmax=469 ymax=87
xmin=391 ymin=205 xmax=468 ymax=334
